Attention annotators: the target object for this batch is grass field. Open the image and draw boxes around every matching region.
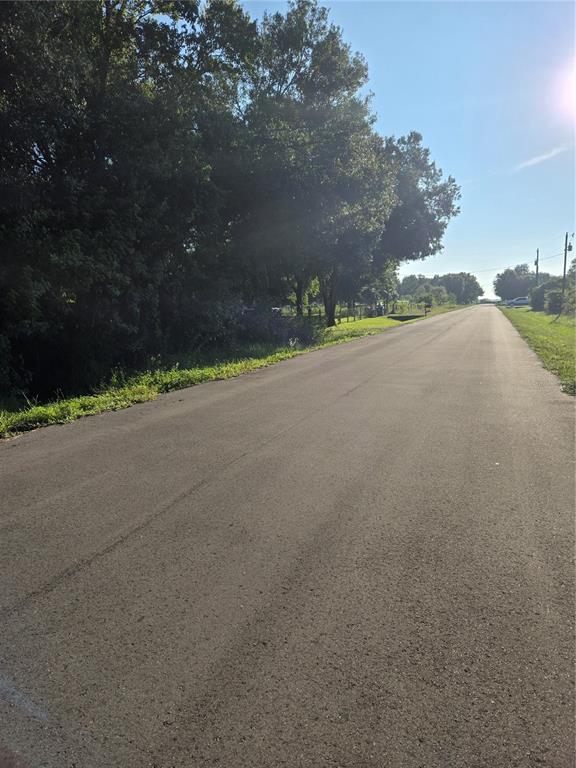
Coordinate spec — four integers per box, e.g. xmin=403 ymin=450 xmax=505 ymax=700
xmin=328 ymin=303 xmax=462 ymax=335
xmin=0 ymin=304 xmax=464 ymax=438
xmin=501 ymin=307 xmax=575 ymax=395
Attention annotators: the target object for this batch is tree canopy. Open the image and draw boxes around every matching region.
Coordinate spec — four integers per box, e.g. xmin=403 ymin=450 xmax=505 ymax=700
xmin=0 ymin=0 xmax=460 ymax=398
xmin=399 ymin=272 xmax=483 ymax=304
xmin=493 ymin=264 xmax=552 ymax=301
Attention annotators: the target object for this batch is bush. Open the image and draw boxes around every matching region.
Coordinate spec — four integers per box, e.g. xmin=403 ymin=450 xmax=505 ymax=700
xmin=238 ymin=308 xmax=322 ymax=347
xmin=546 ymin=290 xmax=564 ymax=315
xmin=530 ymin=278 xmax=562 ymax=311
xmin=0 ymin=336 xmax=14 ymax=394
xmin=563 ymin=259 xmax=576 ymax=316
xmin=530 ymin=284 xmax=546 ymax=312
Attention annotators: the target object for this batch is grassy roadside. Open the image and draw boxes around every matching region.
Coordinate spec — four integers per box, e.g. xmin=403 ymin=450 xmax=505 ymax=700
xmin=500 ymin=307 xmax=575 ymax=395
xmin=328 ymin=303 xmax=462 ymax=336
xmin=0 ymin=304 xmax=464 ymax=438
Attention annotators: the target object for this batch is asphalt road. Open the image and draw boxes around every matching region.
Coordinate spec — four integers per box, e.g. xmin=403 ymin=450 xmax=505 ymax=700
xmin=1 ymin=306 xmax=574 ymax=768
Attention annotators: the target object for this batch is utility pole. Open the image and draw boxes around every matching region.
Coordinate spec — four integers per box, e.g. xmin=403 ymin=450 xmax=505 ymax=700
xmin=535 ymin=248 xmax=539 ymax=286
xmin=561 ymin=232 xmax=573 ymax=297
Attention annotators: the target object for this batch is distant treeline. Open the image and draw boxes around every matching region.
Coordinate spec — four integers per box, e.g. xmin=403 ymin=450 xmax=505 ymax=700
xmin=0 ymin=0 xmax=460 ymax=398
xmin=398 ymin=273 xmax=483 ymax=305
xmin=493 ymin=262 xmax=576 ymax=314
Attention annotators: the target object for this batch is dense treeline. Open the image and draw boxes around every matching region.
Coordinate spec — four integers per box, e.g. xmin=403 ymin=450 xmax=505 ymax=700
xmin=493 ymin=264 xmax=553 ymax=302
xmin=493 ymin=261 xmax=575 ymax=314
xmin=0 ymin=0 xmax=460 ymax=398
xmin=399 ymin=272 xmax=483 ymax=305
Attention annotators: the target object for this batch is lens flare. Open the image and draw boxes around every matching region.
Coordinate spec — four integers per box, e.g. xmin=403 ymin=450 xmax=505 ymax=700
xmin=555 ymin=61 xmax=576 ymax=121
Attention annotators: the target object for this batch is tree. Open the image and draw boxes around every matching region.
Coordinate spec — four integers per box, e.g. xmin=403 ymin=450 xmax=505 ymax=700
xmin=415 ymin=283 xmax=449 ymax=305
xmin=399 ymin=272 xmax=483 ymax=303
xmin=234 ymin=0 xmax=397 ymax=326
xmin=0 ymin=0 xmax=462 ymax=397
xmin=433 ymin=272 xmax=483 ymax=304
xmin=563 ymin=259 xmax=576 ymax=315
xmin=493 ymin=264 xmax=551 ymax=301
xmin=399 ymin=274 xmax=428 ymax=297
xmin=0 ymin=0 xmax=256 ymax=395
xmin=375 ymin=132 xmax=460 ymax=266
xmin=530 ymin=278 xmax=562 ymax=312
xmin=314 ymin=125 xmax=397 ymax=325
xmin=360 ymin=262 xmax=399 ymax=311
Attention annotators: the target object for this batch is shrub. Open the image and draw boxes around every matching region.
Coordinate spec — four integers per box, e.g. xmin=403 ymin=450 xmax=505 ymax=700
xmin=0 ymin=336 xmax=13 ymax=394
xmin=546 ymin=290 xmax=564 ymax=315
xmin=530 ymin=278 xmax=562 ymax=312
xmin=530 ymin=284 xmax=546 ymax=312
xmin=238 ymin=308 xmax=322 ymax=347
xmin=563 ymin=259 xmax=576 ymax=316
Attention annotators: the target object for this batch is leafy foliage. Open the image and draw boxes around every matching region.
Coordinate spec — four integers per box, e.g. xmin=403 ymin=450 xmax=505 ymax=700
xmin=399 ymin=272 xmax=482 ymax=304
xmin=434 ymin=272 xmax=483 ymax=304
xmin=530 ymin=278 xmax=562 ymax=312
xmin=493 ymin=264 xmax=552 ymax=302
xmin=562 ymin=259 xmax=576 ymax=316
xmin=546 ymin=290 xmax=564 ymax=315
xmin=0 ymin=0 xmax=460 ymax=399
xmin=375 ymin=133 xmax=460 ymax=266
xmin=414 ymin=284 xmax=450 ymax=306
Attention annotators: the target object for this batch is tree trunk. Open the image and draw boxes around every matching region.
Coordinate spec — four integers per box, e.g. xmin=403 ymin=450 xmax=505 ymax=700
xmin=295 ymin=276 xmax=304 ymax=317
xmin=320 ymin=272 xmax=337 ymax=327
xmin=325 ymin=300 xmax=336 ymax=327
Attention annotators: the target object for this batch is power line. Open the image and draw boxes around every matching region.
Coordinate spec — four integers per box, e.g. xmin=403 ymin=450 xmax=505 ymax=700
xmin=472 ymin=251 xmax=565 ymax=274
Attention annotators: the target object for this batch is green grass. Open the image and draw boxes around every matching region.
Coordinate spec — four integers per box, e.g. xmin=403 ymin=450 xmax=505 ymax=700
xmin=327 ymin=303 xmax=463 ymax=334
xmin=501 ymin=307 xmax=576 ymax=394
xmin=328 ymin=315 xmax=404 ymax=335
xmin=0 ymin=350 xmax=303 ymax=438
xmin=419 ymin=303 xmax=467 ymax=318
xmin=0 ymin=304 xmax=465 ymax=438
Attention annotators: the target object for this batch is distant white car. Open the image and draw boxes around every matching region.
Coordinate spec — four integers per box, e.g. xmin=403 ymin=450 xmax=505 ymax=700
xmin=506 ymin=296 xmax=530 ymax=307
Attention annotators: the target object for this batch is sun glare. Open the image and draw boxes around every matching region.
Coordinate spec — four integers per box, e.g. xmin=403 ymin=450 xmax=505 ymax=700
xmin=555 ymin=61 xmax=576 ymax=121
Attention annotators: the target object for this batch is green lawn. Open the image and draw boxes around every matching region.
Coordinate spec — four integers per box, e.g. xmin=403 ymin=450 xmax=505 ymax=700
xmin=501 ymin=307 xmax=575 ymax=395
xmin=328 ymin=315 xmax=404 ymax=336
xmin=1 ymin=305 xmax=465 ymax=438
xmin=328 ymin=303 xmax=463 ymax=335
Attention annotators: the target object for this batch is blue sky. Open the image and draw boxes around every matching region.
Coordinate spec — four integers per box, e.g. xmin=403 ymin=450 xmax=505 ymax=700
xmin=243 ymin=1 xmax=575 ymax=298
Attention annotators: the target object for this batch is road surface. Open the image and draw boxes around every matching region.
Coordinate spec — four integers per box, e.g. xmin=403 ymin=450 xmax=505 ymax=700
xmin=1 ymin=306 xmax=574 ymax=768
